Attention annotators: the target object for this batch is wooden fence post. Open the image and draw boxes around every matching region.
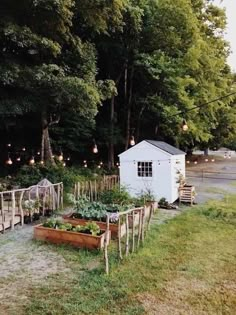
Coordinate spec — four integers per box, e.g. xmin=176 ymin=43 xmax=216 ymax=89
xmin=19 ymin=191 xmax=24 ymax=226
xmin=11 ymin=191 xmax=16 ymax=230
xmin=132 ymin=210 xmax=135 ymax=253
xmin=125 ymin=213 xmax=129 ymax=256
xmin=118 ymin=217 xmax=123 ymax=259
xmin=104 ymin=214 xmax=110 ymax=275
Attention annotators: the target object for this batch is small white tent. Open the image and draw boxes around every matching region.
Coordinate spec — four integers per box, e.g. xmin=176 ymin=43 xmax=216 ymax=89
xmin=119 ymin=140 xmax=186 ymax=203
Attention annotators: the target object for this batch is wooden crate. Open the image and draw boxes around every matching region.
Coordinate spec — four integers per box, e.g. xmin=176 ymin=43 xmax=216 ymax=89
xmin=179 ymin=185 xmax=195 ymax=205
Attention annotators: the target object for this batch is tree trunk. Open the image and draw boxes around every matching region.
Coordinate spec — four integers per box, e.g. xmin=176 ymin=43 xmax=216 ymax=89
xmin=135 ymin=105 xmax=145 ymax=142
xmin=108 ymin=95 xmax=115 ymax=170
xmin=41 ymin=112 xmax=55 ymax=164
xmin=125 ymin=64 xmax=134 ymax=150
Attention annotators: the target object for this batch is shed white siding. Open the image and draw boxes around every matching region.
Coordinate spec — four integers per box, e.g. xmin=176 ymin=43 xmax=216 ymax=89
xmin=119 ymin=140 xmax=185 ymax=203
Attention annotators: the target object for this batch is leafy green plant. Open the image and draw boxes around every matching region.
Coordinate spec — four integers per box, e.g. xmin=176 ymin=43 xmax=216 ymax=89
xmin=100 ymin=186 xmax=132 ymax=205
xmin=158 ymin=197 xmax=169 ymax=208
xmin=42 ymin=218 xmax=57 ymax=228
xmin=84 ymin=221 xmax=100 ymax=236
xmin=74 ymin=199 xmax=107 ymax=220
xmin=42 ymin=219 xmax=101 ymax=235
xmin=57 ymin=223 xmax=73 ymax=231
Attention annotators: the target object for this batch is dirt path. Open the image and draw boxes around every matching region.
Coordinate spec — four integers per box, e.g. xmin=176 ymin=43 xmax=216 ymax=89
xmin=0 ymin=224 xmax=71 ymax=315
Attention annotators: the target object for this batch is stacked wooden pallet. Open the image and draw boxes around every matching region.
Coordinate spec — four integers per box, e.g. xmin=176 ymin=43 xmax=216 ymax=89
xmin=179 ymin=185 xmax=195 ymax=205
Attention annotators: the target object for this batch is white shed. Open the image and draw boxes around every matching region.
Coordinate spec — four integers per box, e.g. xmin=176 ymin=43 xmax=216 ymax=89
xmin=119 ymin=140 xmax=186 ymax=203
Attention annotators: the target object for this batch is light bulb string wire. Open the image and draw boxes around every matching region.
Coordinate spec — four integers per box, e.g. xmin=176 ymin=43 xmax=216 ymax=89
xmin=170 ymin=91 xmax=236 ymax=119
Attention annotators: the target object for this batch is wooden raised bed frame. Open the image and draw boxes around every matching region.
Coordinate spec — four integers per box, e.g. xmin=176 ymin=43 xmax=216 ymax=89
xmin=34 ymin=224 xmax=110 ymax=250
xmin=63 ymin=214 xmax=126 ymax=239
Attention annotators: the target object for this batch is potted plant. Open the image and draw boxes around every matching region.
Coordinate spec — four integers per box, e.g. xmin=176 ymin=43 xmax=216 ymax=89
xmin=34 ymin=219 xmax=110 ymax=250
xmin=23 ymin=199 xmax=40 ymax=223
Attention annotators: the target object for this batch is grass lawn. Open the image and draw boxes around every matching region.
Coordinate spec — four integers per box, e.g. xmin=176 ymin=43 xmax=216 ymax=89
xmin=22 ymin=197 xmax=236 ymax=314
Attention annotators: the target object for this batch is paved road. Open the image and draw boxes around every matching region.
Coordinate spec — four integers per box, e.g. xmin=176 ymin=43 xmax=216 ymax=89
xmin=186 ymin=157 xmax=236 ymax=204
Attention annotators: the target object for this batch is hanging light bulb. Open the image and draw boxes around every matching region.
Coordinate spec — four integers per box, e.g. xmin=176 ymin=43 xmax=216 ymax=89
xmin=63 ymin=162 xmax=66 ymax=167
xmin=84 ymin=163 xmax=88 ymax=168
xmin=182 ymin=119 xmax=188 ymax=131
xmin=67 ymin=157 xmax=70 ymax=161
xmin=205 ymin=158 xmax=208 ymax=162
xmin=186 ymin=160 xmax=190 ymax=164
xmin=22 ymin=147 xmax=26 ymax=151
xmin=16 ymin=156 xmax=21 ymax=162
xmin=40 ymin=160 xmax=44 ymax=165
xmin=37 ymin=151 xmax=40 ymax=155
xmin=7 ymin=143 xmax=11 ymax=147
xmin=130 ymin=135 xmax=135 ymax=146
xmin=100 ymin=161 xmax=103 ymax=165
xmin=83 ymin=160 xmax=87 ymax=164
xmin=194 ymin=161 xmax=198 ymax=165
xmin=6 ymin=154 xmax=13 ymax=165
xmin=58 ymin=153 xmax=63 ymax=161
xmin=93 ymin=144 xmax=98 ymax=154
xmin=29 ymin=156 xmax=35 ymax=165
xmin=98 ymin=165 xmax=101 ymax=169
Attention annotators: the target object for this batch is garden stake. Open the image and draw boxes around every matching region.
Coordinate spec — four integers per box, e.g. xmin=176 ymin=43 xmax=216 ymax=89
xmin=132 ymin=210 xmax=135 ymax=252
xmin=125 ymin=213 xmax=129 ymax=256
xmin=118 ymin=217 xmax=123 ymax=259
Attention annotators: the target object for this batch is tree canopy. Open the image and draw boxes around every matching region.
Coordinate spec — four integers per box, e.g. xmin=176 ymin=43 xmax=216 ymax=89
xmin=0 ymin=0 xmax=235 ymax=168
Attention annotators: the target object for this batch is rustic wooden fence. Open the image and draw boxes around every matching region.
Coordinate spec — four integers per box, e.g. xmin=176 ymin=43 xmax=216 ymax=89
xmin=74 ymin=175 xmax=119 ymax=201
xmin=104 ymin=202 xmax=156 ymax=274
xmin=0 ymin=182 xmax=63 ymax=233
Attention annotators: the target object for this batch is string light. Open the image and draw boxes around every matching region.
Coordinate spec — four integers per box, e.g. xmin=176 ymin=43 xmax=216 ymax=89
xmin=130 ymin=135 xmax=135 ymax=146
xmin=40 ymin=160 xmax=44 ymax=165
xmin=182 ymin=119 xmax=188 ymax=131
xmin=194 ymin=161 xmax=198 ymax=165
xmin=186 ymin=160 xmax=190 ymax=164
xmin=84 ymin=163 xmax=88 ymax=168
xmin=58 ymin=147 xmax=63 ymax=161
xmin=16 ymin=157 xmax=21 ymax=162
xmin=172 ymin=91 xmax=236 ymax=131
xmin=7 ymin=143 xmax=11 ymax=147
xmin=211 ymin=159 xmax=215 ymax=162
xmin=37 ymin=151 xmax=40 ymax=155
xmin=63 ymin=162 xmax=66 ymax=167
xmin=93 ymin=144 xmax=98 ymax=154
xmin=6 ymin=153 xmax=13 ymax=165
xmin=29 ymin=156 xmax=35 ymax=165
xmin=58 ymin=153 xmax=63 ymax=161
xmin=22 ymin=147 xmax=26 ymax=151
xmin=67 ymin=157 xmax=70 ymax=161
xmin=205 ymin=158 xmax=208 ymax=162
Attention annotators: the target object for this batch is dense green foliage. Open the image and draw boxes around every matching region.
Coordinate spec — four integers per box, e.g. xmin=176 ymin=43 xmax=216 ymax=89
xmin=0 ymin=0 xmax=235 ymax=169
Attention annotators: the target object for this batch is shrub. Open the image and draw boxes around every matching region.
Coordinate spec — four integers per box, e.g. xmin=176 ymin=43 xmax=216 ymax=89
xmin=100 ymin=186 xmax=132 ymax=205
xmin=13 ymin=163 xmax=85 ymax=193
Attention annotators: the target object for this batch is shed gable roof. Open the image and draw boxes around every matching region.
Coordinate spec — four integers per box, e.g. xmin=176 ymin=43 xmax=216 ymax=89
xmin=118 ymin=140 xmax=185 ymax=157
xmin=145 ymin=140 xmax=185 ymax=155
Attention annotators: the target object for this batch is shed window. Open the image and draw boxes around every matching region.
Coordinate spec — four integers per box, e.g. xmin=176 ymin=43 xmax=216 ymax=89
xmin=137 ymin=161 xmax=153 ymax=177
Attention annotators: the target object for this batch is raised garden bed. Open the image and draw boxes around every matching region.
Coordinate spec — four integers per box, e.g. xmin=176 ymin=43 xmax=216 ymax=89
xmin=63 ymin=214 xmax=126 ymax=238
xmin=34 ymin=224 xmax=110 ymax=250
